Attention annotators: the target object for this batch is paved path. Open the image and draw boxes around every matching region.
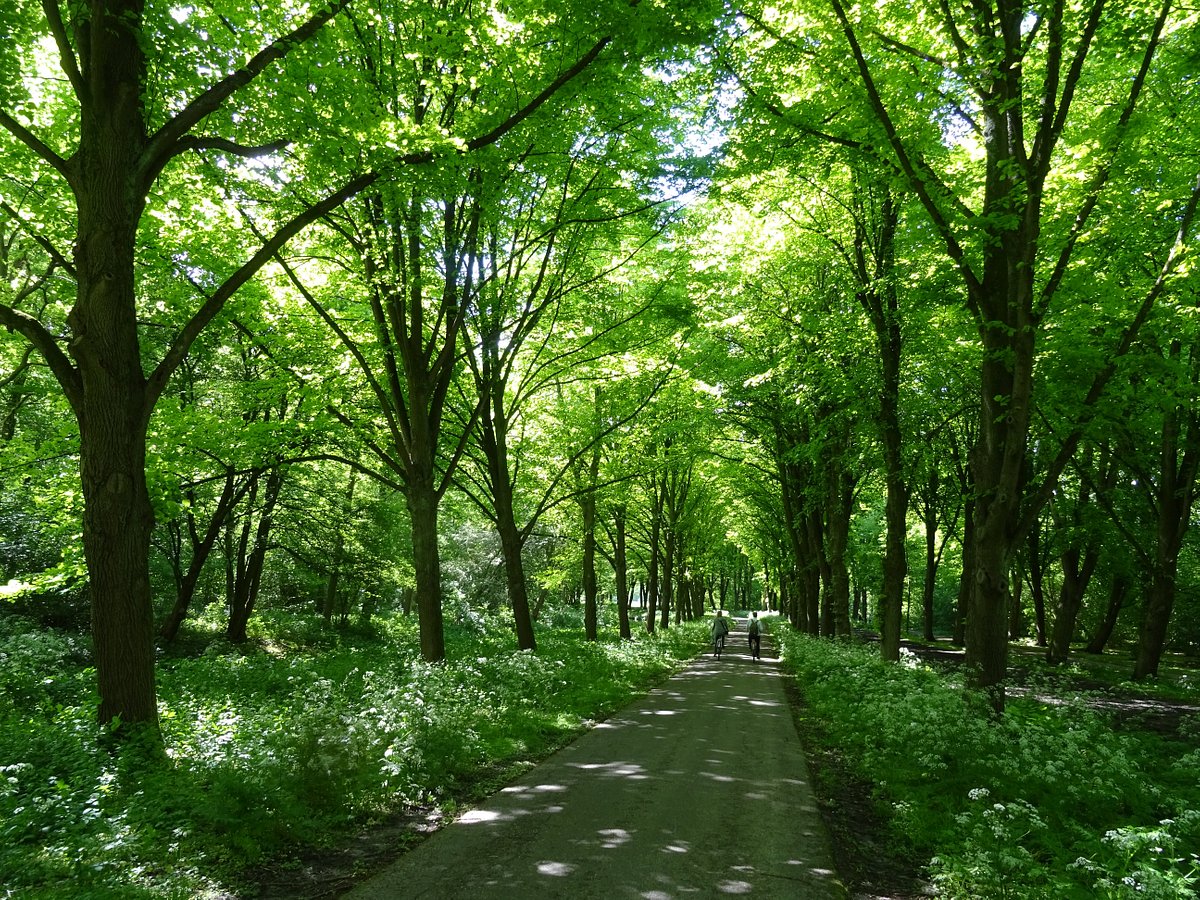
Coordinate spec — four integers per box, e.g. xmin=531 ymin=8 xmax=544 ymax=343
xmin=343 ymin=624 xmax=845 ymax=899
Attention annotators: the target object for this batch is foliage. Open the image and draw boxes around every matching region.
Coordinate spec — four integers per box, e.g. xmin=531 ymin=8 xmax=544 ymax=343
xmin=779 ymin=630 xmax=1200 ymax=899
xmin=0 ymin=610 xmax=708 ymax=897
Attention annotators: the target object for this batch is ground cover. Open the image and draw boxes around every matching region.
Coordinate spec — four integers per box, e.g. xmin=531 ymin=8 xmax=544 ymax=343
xmin=780 ymin=631 xmax=1200 ymax=899
xmin=0 ymin=608 xmax=709 ymax=898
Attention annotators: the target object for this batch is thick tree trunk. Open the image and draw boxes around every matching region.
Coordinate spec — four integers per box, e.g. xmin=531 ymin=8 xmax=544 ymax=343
xmin=407 ymin=481 xmax=446 ymax=662
xmin=82 ymin=416 xmax=159 ymax=731
xmin=965 ymin=289 xmax=1035 ymax=711
xmin=68 ymin=0 xmax=159 ymax=734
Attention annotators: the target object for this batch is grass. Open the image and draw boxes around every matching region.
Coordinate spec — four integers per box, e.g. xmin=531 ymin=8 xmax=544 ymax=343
xmin=0 ymin=607 xmax=709 ymax=898
xmin=779 ymin=631 xmax=1200 ymax=899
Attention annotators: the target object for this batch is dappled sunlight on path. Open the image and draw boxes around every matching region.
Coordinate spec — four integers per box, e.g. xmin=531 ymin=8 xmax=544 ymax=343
xmin=343 ymin=626 xmax=844 ymax=899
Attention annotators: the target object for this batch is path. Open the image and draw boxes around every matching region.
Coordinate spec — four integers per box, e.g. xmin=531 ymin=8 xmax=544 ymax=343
xmin=342 ymin=623 xmax=845 ymax=899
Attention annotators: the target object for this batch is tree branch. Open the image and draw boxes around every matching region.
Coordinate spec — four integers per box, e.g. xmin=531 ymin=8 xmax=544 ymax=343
xmin=138 ymin=0 xmax=353 ymax=190
xmin=0 ymin=111 xmax=71 ymax=183
xmin=827 ymin=0 xmax=982 ymax=301
xmin=40 ymin=0 xmax=85 ymax=101
xmin=0 ymin=301 xmax=81 ymax=413
xmin=1018 ymin=170 xmax=1200 ymax=541
xmin=142 ymin=30 xmax=615 ymax=422
xmin=0 ymin=199 xmax=76 ymax=277
xmin=178 ymin=136 xmax=292 ymax=158
xmin=464 ymin=36 xmax=612 ymax=153
xmin=1035 ymin=0 xmax=1172 ymax=318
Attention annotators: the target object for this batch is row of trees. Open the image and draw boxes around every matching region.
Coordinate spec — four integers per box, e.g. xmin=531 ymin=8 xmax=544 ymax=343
xmin=2 ymin=0 xmax=1198 ymax=753
xmin=703 ymin=0 xmax=1200 ymax=704
xmin=0 ymin=0 xmax=768 ymax=747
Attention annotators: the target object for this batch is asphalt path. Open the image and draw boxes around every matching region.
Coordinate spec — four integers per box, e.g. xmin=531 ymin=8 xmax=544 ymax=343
xmin=343 ymin=622 xmax=845 ymax=899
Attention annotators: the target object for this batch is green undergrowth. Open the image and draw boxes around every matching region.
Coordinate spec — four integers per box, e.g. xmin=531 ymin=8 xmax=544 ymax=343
xmin=0 ymin=610 xmax=708 ymax=898
xmin=780 ymin=632 xmax=1200 ymax=900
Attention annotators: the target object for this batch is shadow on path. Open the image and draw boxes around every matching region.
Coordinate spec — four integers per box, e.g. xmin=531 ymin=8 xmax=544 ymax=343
xmin=342 ymin=630 xmax=844 ymax=899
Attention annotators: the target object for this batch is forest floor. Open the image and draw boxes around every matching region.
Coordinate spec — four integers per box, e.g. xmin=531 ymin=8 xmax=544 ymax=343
xmin=892 ymin=636 xmax=1200 ymax=737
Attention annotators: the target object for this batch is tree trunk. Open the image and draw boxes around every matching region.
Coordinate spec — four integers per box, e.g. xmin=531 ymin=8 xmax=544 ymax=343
xmin=581 ymin=489 xmax=598 ymax=642
xmin=477 ymin=371 xmax=536 ymax=650
xmin=1134 ymin=343 xmax=1199 ymax=679
xmin=70 ymin=0 xmax=157 ymax=734
xmin=322 ymin=468 xmax=356 ymax=625
xmin=161 ymin=470 xmax=241 ymax=641
xmin=855 ymin=182 xmax=906 ymax=661
xmin=659 ymin=524 xmax=675 ymax=631
xmin=825 ymin=468 xmax=854 ymax=639
xmin=921 ymin=472 xmax=938 ymax=642
xmin=954 ymin=496 xmax=974 ymax=646
xmin=1009 ymin=560 xmax=1025 ymax=640
xmin=613 ymin=505 xmax=631 ymax=640
xmin=1046 ymin=544 xmax=1099 ymax=665
xmin=407 ymin=480 xmax=446 ymax=663
xmin=1085 ymin=574 xmax=1128 ymax=655
xmin=645 ymin=485 xmax=663 ymax=633
xmin=227 ymin=467 xmax=283 ymax=642
xmin=1022 ymin=523 xmax=1048 ymax=645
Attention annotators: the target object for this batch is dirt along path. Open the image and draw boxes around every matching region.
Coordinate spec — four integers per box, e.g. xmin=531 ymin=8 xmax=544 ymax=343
xmin=341 ymin=624 xmax=846 ymax=899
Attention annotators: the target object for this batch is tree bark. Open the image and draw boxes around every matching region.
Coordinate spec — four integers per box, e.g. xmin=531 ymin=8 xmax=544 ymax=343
xmin=645 ymin=479 xmax=663 ymax=633
xmin=853 ymin=180 xmax=906 ymax=660
xmin=69 ymin=0 xmax=158 ymax=733
xmin=227 ymin=467 xmax=284 ymax=642
xmin=1085 ymin=574 xmax=1128 ymax=655
xmin=160 ymin=470 xmax=242 ymax=641
xmin=613 ymin=505 xmax=631 ymax=639
xmin=1046 ymin=542 xmax=1099 ymax=665
xmin=482 ymin=394 xmax=535 ymax=649
xmin=407 ymin=479 xmax=446 ymax=663
xmin=1134 ymin=365 xmax=1199 ymax=678
xmin=322 ymin=467 xmax=357 ymax=625
xmin=825 ymin=465 xmax=854 ymax=639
